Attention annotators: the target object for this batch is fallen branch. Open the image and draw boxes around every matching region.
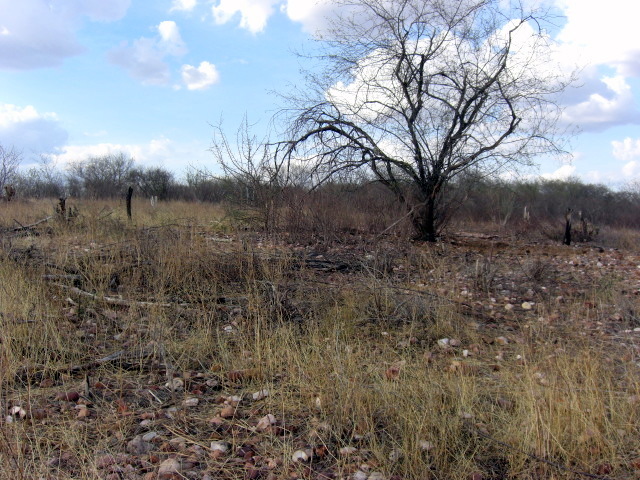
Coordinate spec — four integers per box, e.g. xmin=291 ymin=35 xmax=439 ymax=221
xmin=12 ymin=216 xmax=53 ymax=232
xmin=51 ymin=283 xmax=180 ymax=308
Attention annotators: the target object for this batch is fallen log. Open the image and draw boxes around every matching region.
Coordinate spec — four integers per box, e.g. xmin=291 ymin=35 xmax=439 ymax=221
xmin=12 ymin=215 xmax=53 ymax=232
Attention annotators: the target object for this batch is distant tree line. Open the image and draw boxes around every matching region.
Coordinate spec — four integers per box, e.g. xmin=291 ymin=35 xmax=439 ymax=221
xmin=2 ymin=150 xmax=640 ymax=232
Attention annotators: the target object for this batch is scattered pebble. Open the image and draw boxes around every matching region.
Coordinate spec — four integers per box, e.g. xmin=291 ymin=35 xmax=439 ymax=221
xmin=252 ymin=389 xmax=269 ymax=401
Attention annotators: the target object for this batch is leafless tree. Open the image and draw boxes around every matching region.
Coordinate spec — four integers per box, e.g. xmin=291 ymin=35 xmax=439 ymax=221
xmin=280 ymin=0 xmax=573 ymax=241
xmin=0 ymin=144 xmax=22 ymax=192
xmin=210 ymin=117 xmax=287 ymax=232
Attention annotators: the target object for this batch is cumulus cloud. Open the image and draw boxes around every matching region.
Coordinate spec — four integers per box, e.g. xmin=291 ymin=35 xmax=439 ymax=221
xmin=612 ymin=138 xmax=640 ymax=162
xmin=212 ymin=0 xmax=278 ymax=34
xmin=210 ymin=0 xmax=334 ymax=34
xmin=181 ymin=61 xmax=220 ymax=90
xmin=108 ymin=21 xmax=187 ymax=85
xmin=561 ymin=75 xmax=640 ymax=132
xmin=540 ymin=163 xmax=576 ymax=180
xmin=0 ymin=0 xmax=130 ymax=70
xmin=0 ymin=104 xmax=68 ymax=155
xmin=170 ymin=0 xmax=198 ymax=12
xmin=49 ymin=137 xmax=209 ymax=173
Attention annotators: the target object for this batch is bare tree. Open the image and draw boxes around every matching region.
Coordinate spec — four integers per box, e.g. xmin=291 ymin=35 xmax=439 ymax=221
xmin=280 ymin=0 xmax=573 ymax=241
xmin=67 ymin=152 xmax=134 ymax=198
xmin=0 ymin=144 xmax=22 ymax=192
xmin=210 ymin=117 xmax=287 ymax=232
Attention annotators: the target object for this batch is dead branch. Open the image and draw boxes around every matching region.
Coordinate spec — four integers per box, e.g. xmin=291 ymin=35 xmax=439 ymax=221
xmin=12 ymin=215 xmax=53 ymax=232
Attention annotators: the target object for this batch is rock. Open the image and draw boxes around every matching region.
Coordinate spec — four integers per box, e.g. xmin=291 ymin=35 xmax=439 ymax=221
xmin=495 ymin=336 xmax=508 ymax=345
xmin=292 ymin=449 xmax=312 ymax=462
xmin=127 ymin=435 xmax=154 ymax=455
xmin=449 ymin=338 xmax=461 ymax=347
xmin=210 ymin=441 xmax=230 ymax=453
xmin=437 ymin=338 xmax=450 ymax=347
xmin=158 ymin=458 xmax=181 ymax=479
xmin=521 ymin=302 xmax=533 ymax=310
xmin=351 ymin=471 xmax=369 ymax=480
xmin=368 ymin=472 xmax=386 ymax=480
xmin=256 ymin=414 xmax=277 ymax=431
xmin=252 ymin=389 xmax=269 ymax=401
xmin=339 ymin=446 xmax=358 ymax=456
xmin=220 ymin=405 xmax=235 ymax=418
xmin=142 ymin=431 xmax=159 ymax=442
xmin=183 ymin=397 xmax=199 ymax=407
xmin=165 ymin=378 xmax=184 ymax=391
xmin=418 ymin=440 xmax=434 ymax=451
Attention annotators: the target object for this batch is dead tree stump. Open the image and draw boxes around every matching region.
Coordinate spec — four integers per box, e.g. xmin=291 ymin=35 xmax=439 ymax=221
xmin=126 ymin=186 xmax=133 ymax=221
xmin=562 ymin=208 xmax=572 ymax=245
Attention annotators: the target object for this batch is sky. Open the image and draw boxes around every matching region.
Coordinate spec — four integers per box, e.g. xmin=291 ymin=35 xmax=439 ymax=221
xmin=0 ymin=0 xmax=639 ymax=187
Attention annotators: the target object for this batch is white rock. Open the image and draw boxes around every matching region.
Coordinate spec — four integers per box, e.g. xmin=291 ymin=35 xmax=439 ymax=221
xmin=165 ymin=378 xmax=184 ymax=391
xmin=292 ymin=449 xmax=311 ymax=462
xmin=252 ymin=389 xmax=269 ymax=401
xmin=462 ymin=349 xmax=470 ymax=357
xmin=388 ymin=449 xmax=402 ymax=461
xmin=142 ymin=431 xmax=159 ymax=442
xmin=419 ymin=440 xmax=434 ymax=451
xmin=339 ymin=446 xmax=358 ymax=456
xmin=210 ymin=441 xmax=230 ymax=453
xmin=256 ymin=413 xmax=277 ymax=431
xmin=158 ymin=458 xmax=181 ymax=477
xmin=521 ymin=302 xmax=533 ymax=310
xmin=437 ymin=338 xmax=450 ymax=347
xmin=351 ymin=470 xmax=369 ymax=480
xmin=368 ymin=472 xmax=386 ymax=480
xmin=10 ymin=406 xmax=26 ymax=419
xmin=183 ymin=397 xmax=199 ymax=407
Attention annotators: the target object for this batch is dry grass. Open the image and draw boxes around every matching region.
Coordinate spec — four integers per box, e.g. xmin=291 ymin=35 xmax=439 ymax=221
xmin=1 ymin=198 xmax=640 ymax=480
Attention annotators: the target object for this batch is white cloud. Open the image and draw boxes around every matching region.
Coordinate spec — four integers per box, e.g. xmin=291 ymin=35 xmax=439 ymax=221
xmin=108 ymin=21 xmax=187 ymax=85
xmin=0 ymin=0 xmax=130 ymax=70
xmin=210 ymin=0 xmax=334 ymax=34
xmin=49 ymin=137 xmax=210 ymax=174
xmin=0 ymin=104 xmax=68 ymax=155
xmin=282 ymin=0 xmax=333 ymax=33
xmin=540 ymin=164 xmax=576 ymax=180
xmin=212 ymin=0 xmax=278 ymax=34
xmin=181 ymin=61 xmax=220 ymax=90
xmin=554 ymin=0 xmax=640 ymax=77
xmin=622 ymin=161 xmax=639 ymax=178
xmin=561 ymin=75 xmax=640 ymax=132
xmin=170 ymin=0 xmax=198 ymax=12
xmin=612 ymin=137 xmax=640 ymax=162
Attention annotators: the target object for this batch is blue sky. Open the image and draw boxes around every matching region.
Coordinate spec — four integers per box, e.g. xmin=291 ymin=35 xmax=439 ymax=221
xmin=1 ymin=0 xmax=639 ymax=187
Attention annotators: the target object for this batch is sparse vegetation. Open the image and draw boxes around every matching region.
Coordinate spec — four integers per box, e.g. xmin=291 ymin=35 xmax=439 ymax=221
xmin=1 ymin=197 xmax=640 ymax=479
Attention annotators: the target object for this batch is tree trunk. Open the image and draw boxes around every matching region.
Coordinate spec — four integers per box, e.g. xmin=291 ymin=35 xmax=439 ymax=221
xmin=413 ymin=197 xmax=438 ymax=242
xmin=126 ymin=186 xmax=133 ymax=221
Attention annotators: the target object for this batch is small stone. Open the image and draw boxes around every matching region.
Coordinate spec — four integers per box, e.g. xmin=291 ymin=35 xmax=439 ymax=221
xmin=504 ymin=304 xmax=514 ymax=311
xmin=292 ymin=449 xmax=311 ymax=462
xmin=127 ymin=435 xmax=154 ymax=455
xmin=449 ymin=338 xmax=461 ymax=347
xmin=165 ymin=378 xmax=184 ymax=391
xmin=495 ymin=336 xmax=508 ymax=345
xmin=220 ymin=405 xmax=235 ymax=418
xmin=368 ymin=472 xmax=386 ymax=480
xmin=158 ymin=458 xmax=181 ymax=479
xmin=437 ymin=338 xmax=450 ymax=347
xmin=210 ymin=441 xmax=230 ymax=453
xmin=351 ymin=471 xmax=369 ymax=480
xmin=183 ymin=397 xmax=199 ymax=407
xmin=142 ymin=431 xmax=159 ymax=442
xmin=339 ymin=446 xmax=358 ymax=456
xmin=252 ymin=389 xmax=269 ymax=401
xmin=256 ymin=413 xmax=276 ymax=431
xmin=521 ymin=302 xmax=533 ymax=310
xmin=419 ymin=440 xmax=434 ymax=451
